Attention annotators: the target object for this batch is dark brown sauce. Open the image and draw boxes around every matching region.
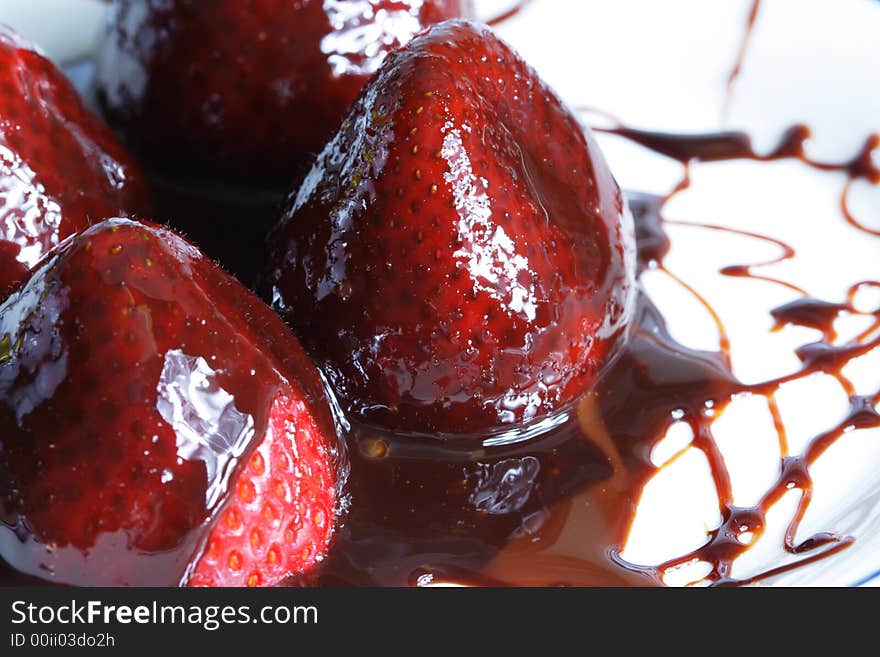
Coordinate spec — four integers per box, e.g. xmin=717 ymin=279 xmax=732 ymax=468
xmin=723 ymin=0 xmax=762 ymax=119
xmin=671 ymin=220 xmax=806 ymax=295
xmin=485 ymin=0 xmax=534 ymax=27
xmin=629 ymin=191 xmax=670 ymax=271
xmin=600 ymin=124 xmax=880 ymax=184
xmin=771 ymin=298 xmax=847 ymax=334
xmin=576 ymin=120 xmax=878 ymax=585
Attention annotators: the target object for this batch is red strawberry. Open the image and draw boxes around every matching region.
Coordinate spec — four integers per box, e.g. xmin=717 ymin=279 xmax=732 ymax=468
xmin=0 ymin=26 xmax=149 ymax=298
xmin=0 ymin=218 xmax=340 ymax=586
xmin=95 ymin=0 xmax=473 ymax=186
xmin=265 ymin=20 xmax=636 ymax=435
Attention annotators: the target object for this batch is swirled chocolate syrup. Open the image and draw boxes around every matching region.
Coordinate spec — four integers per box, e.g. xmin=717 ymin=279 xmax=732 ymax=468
xmin=723 ymin=0 xmax=762 ymax=119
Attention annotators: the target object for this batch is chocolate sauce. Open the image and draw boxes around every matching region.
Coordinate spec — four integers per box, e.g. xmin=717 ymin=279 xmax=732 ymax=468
xmin=601 ymin=124 xmax=878 ymax=180
xmin=628 ymin=191 xmax=670 ymax=271
xmin=723 ymin=0 xmax=762 ymax=119
xmin=485 ymin=0 xmax=534 ymax=26
xmin=573 ymin=123 xmax=878 ymax=585
xmin=665 ymin=220 xmax=805 ymax=295
xmin=599 ymin=124 xmax=880 ymax=259
xmin=771 ymin=298 xmax=847 ymax=334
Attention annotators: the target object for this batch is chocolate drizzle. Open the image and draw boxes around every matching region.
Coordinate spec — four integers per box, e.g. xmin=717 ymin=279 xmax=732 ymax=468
xmin=600 ymin=124 xmax=879 ymax=183
xmin=586 ymin=127 xmax=879 ymax=585
xmin=723 ymin=0 xmax=762 ymax=119
xmin=485 ymin=0 xmax=534 ymax=27
xmin=594 ymin=124 xmax=880 ymax=268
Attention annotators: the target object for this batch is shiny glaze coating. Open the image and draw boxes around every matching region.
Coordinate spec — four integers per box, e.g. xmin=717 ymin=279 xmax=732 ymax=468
xmin=0 ymin=219 xmax=339 ymax=586
xmin=0 ymin=26 xmax=149 ymax=298
xmin=95 ymin=0 xmax=473 ymax=185
xmin=266 ymin=20 xmax=636 ymax=435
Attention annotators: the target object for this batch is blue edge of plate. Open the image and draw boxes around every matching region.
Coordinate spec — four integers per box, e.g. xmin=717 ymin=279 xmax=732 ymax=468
xmin=851 ymin=568 xmax=880 ymax=587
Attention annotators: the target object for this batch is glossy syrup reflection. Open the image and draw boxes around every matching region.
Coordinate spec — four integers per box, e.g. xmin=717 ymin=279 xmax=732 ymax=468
xmin=589 ymin=127 xmax=878 ymax=584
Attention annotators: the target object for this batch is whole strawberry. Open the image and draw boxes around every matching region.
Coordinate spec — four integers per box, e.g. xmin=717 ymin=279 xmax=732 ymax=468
xmin=95 ymin=0 xmax=473 ymax=186
xmin=0 ymin=219 xmax=340 ymax=586
xmin=265 ymin=20 xmax=636 ymax=435
xmin=0 ymin=26 xmax=149 ymax=298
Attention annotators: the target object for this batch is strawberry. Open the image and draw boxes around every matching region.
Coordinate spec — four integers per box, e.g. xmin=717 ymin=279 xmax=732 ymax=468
xmin=265 ymin=20 xmax=636 ymax=435
xmin=95 ymin=0 xmax=473 ymax=186
xmin=0 ymin=26 xmax=149 ymax=298
xmin=0 ymin=219 xmax=340 ymax=586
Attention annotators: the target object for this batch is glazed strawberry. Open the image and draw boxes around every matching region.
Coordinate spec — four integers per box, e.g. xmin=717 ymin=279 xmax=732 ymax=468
xmin=265 ymin=20 xmax=636 ymax=435
xmin=0 ymin=26 xmax=149 ymax=297
xmin=0 ymin=219 xmax=340 ymax=586
xmin=95 ymin=0 xmax=473 ymax=186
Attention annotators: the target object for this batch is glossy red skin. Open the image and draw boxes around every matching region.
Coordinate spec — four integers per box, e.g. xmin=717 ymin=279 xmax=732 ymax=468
xmin=0 ymin=219 xmax=338 ymax=586
xmin=0 ymin=26 xmax=149 ymax=298
xmin=96 ymin=0 xmax=473 ymax=186
xmin=265 ymin=20 xmax=636 ymax=435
